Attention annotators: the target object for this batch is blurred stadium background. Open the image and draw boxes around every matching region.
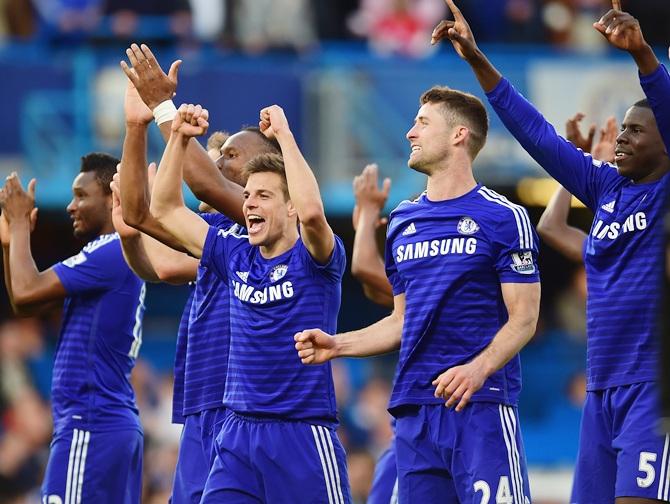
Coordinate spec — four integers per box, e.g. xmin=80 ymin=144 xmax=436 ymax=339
xmin=0 ymin=0 xmax=668 ymax=502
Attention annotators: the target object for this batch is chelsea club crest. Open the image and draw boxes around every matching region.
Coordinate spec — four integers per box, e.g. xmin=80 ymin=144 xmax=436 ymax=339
xmin=457 ymin=216 xmax=479 ymax=235
xmin=270 ymin=264 xmax=288 ymax=282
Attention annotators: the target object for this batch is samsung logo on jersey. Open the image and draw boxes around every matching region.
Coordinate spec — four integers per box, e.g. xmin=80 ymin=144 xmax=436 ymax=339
xmin=232 ymin=280 xmax=294 ymax=304
xmin=591 ymin=212 xmax=647 ymax=240
xmin=396 ymin=237 xmax=477 ymax=263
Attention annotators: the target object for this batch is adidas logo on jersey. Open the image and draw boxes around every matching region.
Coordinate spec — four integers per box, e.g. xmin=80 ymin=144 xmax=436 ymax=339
xmin=236 ymin=271 xmax=249 ymax=283
xmin=402 ymin=223 xmax=417 ymax=236
xmin=601 ymin=200 xmax=616 ymax=213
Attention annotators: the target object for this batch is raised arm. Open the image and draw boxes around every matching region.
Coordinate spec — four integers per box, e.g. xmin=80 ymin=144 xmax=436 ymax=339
xmin=259 ymin=105 xmax=334 ymax=264
xmin=110 ymin=174 xmax=160 ymax=282
xmin=113 ymin=166 xmax=198 ymax=285
xmin=537 ymin=114 xmax=617 ymax=262
xmin=595 ymin=5 xmax=670 ymax=153
xmin=0 ymin=209 xmax=55 ymax=317
xmin=150 ymin=104 xmax=211 ymax=258
xmin=120 ymin=44 xmax=244 ymax=224
xmin=0 ymin=175 xmax=66 ymax=311
xmin=351 ymin=164 xmax=393 ymax=308
xmin=119 ymin=83 xmax=190 ymax=253
xmin=294 ymin=293 xmax=405 ymax=363
xmin=431 ymin=0 xmax=622 ymax=211
xmin=433 ymin=281 xmax=540 ymax=411
xmin=537 ymin=187 xmax=586 ymax=263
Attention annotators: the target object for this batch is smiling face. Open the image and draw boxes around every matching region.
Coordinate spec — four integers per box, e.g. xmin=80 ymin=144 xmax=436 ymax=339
xmin=66 ymin=171 xmax=112 ymax=239
xmin=405 ymin=102 xmax=457 ymax=175
xmin=615 ymin=105 xmax=669 ymax=182
xmin=243 ymin=171 xmax=295 ymax=248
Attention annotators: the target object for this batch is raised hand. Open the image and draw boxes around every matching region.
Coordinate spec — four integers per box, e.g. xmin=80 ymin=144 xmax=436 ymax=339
xmin=592 ymin=116 xmax=618 ymax=163
xmin=259 ymin=105 xmax=290 ymax=140
xmin=124 ymin=79 xmax=153 ymax=125
xmin=172 ymin=104 xmax=209 ymax=138
xmin=0 ymin=206 xmax=37 ymax=246
xmin=294 ymin=329 xmax=338 ymax=365
xmin=0 ymin=174 xmax=36 ymax=224
xmin=593 ymin=3 xmax=646 ymax=52
xmin=431 ymin=0 xmax=479 ymax=61
xmin=110 ymin=169 xmax=139 ymax=239
xmin=352 ymin=164 xmax=390 ymax=231
xmin=120 ymin=43 xmax=181 ymax=110
xmin=565 ymin=113 xmax=596 ymax=153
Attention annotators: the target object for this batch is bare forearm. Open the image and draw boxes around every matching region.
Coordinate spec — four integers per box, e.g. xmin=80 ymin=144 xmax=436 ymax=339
xmin=121 ymin=123 xmax=152 ymax=226
xmin=158 ymin=122 xmax=245 ymax=224
xmin=538 ymin=188 xmax=586 ymax=262
xmin=2 ymin=244 xmax=19 ymax=313
xmin=630 ymin=44 xmax=660 ymax=76
xmin=119 ymin=235 xmax=160 ymax=282
xmin=537 ymin=187 xmax=572 ymax=233
xmin=8 ymin=221 xmax=42 ymax=302
xmin=151 ymin=132 xmax=189 ymax=220
xmin=473 ymin=313 xmax=537 ymax=376
xmin=142 ymin=233 xmax=197 ymax=284
xmin=333 ymin=312 xmax=402 ymax=358
xmin=352 ymin=209 xmax=393 ymax=307
xmin=276 ymin=130 xmax=325 ymax=221
xmin=151 ymin=133 xmax=207 ymax=257
xmin=465 ymin=48 xmax=503 ymax=93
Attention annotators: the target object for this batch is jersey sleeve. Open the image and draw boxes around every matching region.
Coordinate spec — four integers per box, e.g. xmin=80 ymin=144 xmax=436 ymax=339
xmin=53 ymin=238 xmax=126 ymax=294
xmin=200 ymin=225 xmax=234 ymax=283
xmin=486 ymin=78 xmax=623 ymax=212
xmin=299 ymin=235 xmax=346 ymax=283
xmin=491 ymin=208 xmax=540 ymax=284
xmin=384 ymin=225 xmax=406 ymax=296
xmin=639 ymin=64 xmax=670 ymax=154
xmin=199 ymin=212 xmax=235 ymax=230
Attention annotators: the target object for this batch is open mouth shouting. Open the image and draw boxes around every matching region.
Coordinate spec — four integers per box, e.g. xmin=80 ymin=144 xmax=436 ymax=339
xmin=247 ymin=214 xmax=266 ymax=235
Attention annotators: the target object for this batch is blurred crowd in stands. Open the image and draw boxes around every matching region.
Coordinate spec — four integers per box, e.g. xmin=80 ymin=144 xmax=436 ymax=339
xmin=0 ymin=0 xmax=669 ymax=55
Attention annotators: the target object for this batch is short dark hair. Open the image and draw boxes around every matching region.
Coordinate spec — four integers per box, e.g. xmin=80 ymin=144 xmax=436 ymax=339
xmin=420 ymin=86 xmax=489 ymax=159
xmin=632 ymin=98 xmax=651 ymax=110
xmin=80 ymin=152 xmax=119 ymax=195
xmin=240 ymin=126 xmax=282 ymax=154
xmin=243 ymin=153 xmax=289 ymax=200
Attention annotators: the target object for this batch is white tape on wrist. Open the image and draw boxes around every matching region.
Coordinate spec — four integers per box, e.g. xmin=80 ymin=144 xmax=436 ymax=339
xmin=153 ymin=100 xmax=177 ymax=125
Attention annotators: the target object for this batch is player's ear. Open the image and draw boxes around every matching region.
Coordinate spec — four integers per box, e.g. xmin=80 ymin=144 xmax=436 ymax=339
xmin=286 ymin=199 xmax=297 ymax=218
xmin=452 ymin=125 xmax=469 ymax=148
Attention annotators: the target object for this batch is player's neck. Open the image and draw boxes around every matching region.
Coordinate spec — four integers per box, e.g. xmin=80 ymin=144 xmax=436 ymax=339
xmin=259 ymin=227 xmax=299 ymax=259
xmin=425 ymin=161 xmax=477 ymax=202
xmin=99 ymin=220 xmax=116 ymax=236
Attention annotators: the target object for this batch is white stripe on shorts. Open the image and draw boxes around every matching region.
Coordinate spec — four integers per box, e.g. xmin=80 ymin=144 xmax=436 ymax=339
xmin=390 ymin=478 xmax=398 ymax=504
xmin=321 ymin=426 xmax=345 ymax=504
xmin=311 ymin=425 xmax=335 ymax=504
xmin=75 ymin=431 xmax=90 ymax=504
xmin=506 ymin=407 xmax=527 ymax=503
xmin=499 ymin=405 xmax=527 ymax=503
xmin=64 ymin=429 xmax=81 ymax=504
xmin=317 ymin=425 xmax=344 ymax=504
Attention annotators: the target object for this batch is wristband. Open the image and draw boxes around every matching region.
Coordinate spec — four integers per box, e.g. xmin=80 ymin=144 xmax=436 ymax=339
xmin=153 ymin=99 xmax=177 ymax=125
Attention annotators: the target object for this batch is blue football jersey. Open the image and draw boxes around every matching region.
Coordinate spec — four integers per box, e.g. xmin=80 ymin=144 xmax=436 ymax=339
xmin=172 ymin=288 xmax=193 ymax=425
xmin=487 ymin=65 xmax=670 ymax=390
xmin=52 ymin=233 xmax=145 ymax=433
xmin=200 ymin=225 xmax=345 ymax=426
xmin=182 ymin=212 xmax=235 ymax=416
xmin=385 ymin=188 xmax=539 ymax=411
